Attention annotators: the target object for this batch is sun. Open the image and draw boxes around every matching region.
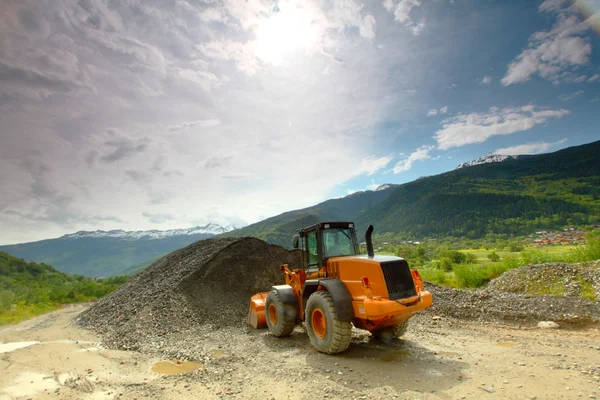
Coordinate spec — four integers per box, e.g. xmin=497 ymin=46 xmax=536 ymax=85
xmin=252 ymin=3 xmax=320 ymax=66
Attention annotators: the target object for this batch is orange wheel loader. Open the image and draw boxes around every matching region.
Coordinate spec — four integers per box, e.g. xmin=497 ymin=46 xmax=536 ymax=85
xmin=248 ymin=222 xmax=432 ymax=354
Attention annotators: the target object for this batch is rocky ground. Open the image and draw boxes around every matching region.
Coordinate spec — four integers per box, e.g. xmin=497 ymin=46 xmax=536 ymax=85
xmin=1 ymin=237 xmax=599 ymax=399
xmin=1 ymin=303 xmax=599 ymax=399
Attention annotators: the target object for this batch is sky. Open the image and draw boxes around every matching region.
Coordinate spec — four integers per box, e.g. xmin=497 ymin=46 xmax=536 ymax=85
xmin=0 ymin=0 xmax=599 ymax=245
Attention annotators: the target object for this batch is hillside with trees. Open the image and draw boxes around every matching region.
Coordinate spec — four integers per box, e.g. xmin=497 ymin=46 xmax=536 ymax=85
xmin=0 ymin=251 xmax=129 ymax=324
xmin=228 ymin=141 xmax=600 ymax=247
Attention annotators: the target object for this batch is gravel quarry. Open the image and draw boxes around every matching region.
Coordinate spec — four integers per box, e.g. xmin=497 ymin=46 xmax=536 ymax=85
xmin=1 ymin=237 xmax=599 ymax=399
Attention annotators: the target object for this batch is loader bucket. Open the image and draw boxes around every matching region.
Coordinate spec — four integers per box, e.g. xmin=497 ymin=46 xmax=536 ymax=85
xmin=247 ymin=292 xmax=269 ymax=328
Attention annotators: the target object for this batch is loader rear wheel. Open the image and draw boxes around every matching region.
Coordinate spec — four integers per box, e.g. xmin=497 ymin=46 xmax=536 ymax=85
xmin=306 ymin=291 xmax=352 ymax=354
xmin=372 ymin=320 xmax=409 ymax=341
xmin=265 ymin=290 xmax=296 ymax=337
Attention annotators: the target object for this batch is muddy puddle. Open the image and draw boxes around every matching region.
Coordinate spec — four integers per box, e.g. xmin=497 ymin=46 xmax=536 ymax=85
xmin=152 ymin=360 xmax=204 ymax=375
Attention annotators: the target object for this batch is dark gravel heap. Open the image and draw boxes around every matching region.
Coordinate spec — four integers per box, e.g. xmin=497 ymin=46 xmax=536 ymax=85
xmin=425 ymin=261 xmax=600 ymax=326
xmin=76 ymin=237 xmax=302 ymax=351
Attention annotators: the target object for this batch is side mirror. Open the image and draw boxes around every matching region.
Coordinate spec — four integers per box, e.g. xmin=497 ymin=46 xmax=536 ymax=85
xmin=293 ymin=235 xmax=300 ymax=249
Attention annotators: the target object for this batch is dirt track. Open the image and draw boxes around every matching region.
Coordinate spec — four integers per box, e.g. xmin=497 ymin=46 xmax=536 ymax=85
xmin=1 ymin=304 xmax=599 ymax=400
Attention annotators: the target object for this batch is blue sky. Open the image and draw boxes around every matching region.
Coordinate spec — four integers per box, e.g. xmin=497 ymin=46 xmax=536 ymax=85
xmin=0 ymin=0 xmax=599 ymax=244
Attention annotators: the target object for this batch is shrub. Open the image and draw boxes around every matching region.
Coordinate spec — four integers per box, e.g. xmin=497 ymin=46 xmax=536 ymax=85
xmin=508 ymin=242 xmax=524 ymax=252
xmin=465 ymin=253 xmax=478 ymax=264
xmin=453 ymin=264 xmax=488 ymax=288
xmin=440 ymin=257 xmax=454 ymax=272
xmin=441 ymin=250 xmax=467 ymax=264
xmin=487 ymin=251 xmax=500 ymax=262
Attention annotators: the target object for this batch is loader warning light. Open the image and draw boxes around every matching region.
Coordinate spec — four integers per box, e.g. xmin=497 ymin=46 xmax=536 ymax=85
xmin=361 ymin=276 xmax=370 ymax=288
xmin=413 ymin=270 xmax=421 ymax=280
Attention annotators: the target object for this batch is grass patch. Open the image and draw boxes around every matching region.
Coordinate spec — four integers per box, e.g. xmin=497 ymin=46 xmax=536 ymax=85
xmin=417 ymin=268 xmax=459 ymax=288
xmin=0 ymin=303 xmax=61 ymax=326
xmin=524 ymin=280 xmax=565 ymax=297
xmin=579 ymin=278 xmax=597 ymax=301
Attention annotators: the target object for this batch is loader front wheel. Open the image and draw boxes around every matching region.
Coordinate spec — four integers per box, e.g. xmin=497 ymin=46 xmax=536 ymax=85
xmin=306 ymin=291 xmax=352 ymax=354
xmin=265 ymin=290 xmax=296 ymax=337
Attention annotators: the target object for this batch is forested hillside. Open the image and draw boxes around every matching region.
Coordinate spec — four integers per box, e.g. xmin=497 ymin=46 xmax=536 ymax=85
xmin=221 ymin=185 xmax=397 ymax=246
xmin=357 ymin=140 xmax=600 ymax=239
xmin=226 ymin=141 xmax=600 ymax=246
xmin=0 ymin=251 xmax=129 ymax=323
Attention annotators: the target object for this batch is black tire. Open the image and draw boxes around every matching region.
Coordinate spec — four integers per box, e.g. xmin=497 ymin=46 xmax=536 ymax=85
xmin=305 ymin=291 xmax=352 ymax=354
xmin=265 ymin=290 xmax=296 ymax=337
xmin=372 ymin=320 xmax=409 ymax=340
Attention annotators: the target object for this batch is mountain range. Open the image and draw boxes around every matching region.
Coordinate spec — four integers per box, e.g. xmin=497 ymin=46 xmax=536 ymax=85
xmin=1 ymin=141 xmax=599 ymax=276
xmin=0 ymin=223 xmax=236 ymax=277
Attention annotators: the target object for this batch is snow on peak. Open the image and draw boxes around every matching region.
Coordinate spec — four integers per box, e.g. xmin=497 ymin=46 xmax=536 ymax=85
xmin=61 ymin=223 xmax=238 ymax=240
xmin=375 ymin=184 xmax=395 ymax=191
xmin=455 ymin=153 xmax=521 ymax=169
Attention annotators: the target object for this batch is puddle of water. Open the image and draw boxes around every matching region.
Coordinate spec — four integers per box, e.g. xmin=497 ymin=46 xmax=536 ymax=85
xmin=79 ymin=346 xmax=100 ymax=352
xmin=0 ymin=340 xmax=95 ymax=354
xmin=437 ymin=351 xmax=460 ymax=357
xmin=152 ymin=360 xmax=203 ymax=375
xmin=497 ymin=342 xmax=516 ymax=348
xmin=211 ymin=349 xmax=225 ymax=358
xmin=379 ymin=350 xmax=410 ymax=362
xmin=0 ymin=341 xmax=39 ymax=354
xmin=1 ymin=372 xmax=59 ymax=397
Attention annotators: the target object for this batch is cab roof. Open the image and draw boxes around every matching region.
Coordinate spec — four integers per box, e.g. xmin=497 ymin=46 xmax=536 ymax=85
xmin=298 ymin=221 xmax=355 ymax=235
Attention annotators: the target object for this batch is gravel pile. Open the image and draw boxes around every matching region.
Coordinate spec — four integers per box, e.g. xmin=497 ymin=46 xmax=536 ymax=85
xmin=424 ymin=260 xmax=600 ymax=326
xmin=486 ymin=260 xmax=600 ymax=298
xmin=76 ymin=237 xmax=302 ymax=352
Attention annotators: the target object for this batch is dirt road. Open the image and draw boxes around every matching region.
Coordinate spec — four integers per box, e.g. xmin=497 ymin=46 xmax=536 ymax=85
xmin=0 ymin=304 xmax=598 ymax=399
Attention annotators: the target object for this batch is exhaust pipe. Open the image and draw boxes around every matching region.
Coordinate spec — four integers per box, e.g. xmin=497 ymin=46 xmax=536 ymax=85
xmin=365 ymin=225 xmax=374 ymax=258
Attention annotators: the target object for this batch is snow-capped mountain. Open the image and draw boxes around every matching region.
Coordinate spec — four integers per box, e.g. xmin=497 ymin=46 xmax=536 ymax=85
xmin=0 ymin=222 xmax=243 ymax=276
xmin=374 ymin=184 xmax=396 ymax=191
xmin=455 ymin=153 xmax=521 ymax=169
xmin=61 ymin=223 xmax=238 ymax=241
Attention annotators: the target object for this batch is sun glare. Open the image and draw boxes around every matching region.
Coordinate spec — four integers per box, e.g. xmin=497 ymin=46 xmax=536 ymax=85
xmin=252 ymin=4 xmax=319 ymax=66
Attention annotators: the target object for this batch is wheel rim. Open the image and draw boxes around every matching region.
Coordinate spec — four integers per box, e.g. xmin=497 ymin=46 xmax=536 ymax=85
xmin=311 ymin=308 xmax=327 ymax=339
xmin=268 ymin=303 xmax=278 ymax=326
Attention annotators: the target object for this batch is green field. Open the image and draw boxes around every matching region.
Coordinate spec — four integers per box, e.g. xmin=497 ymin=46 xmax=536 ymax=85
xmin=376 ymin=231 xmax=600 ymax=291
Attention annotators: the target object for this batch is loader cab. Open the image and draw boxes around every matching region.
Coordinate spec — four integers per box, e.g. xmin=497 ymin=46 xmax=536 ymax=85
xmin=293 ymin=222 xmax=359 ymax=273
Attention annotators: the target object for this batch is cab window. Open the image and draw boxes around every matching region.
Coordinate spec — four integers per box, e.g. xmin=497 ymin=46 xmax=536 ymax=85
xmin=323 ymin=228 xmax=355 ymax=258
xmin=306 ymin=231 xmax=319 ymax=268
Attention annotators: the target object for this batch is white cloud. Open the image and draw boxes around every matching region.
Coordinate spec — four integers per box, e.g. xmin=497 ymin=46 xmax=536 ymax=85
xmin=434 ymin=106 xmax=570 ymax=150
xmin=495 ymin=138 xmax=568 ymax=155
xmin=501 ymin=5 xmax=592 ymax=86
xmin=198 ymin=0 xmax=380 ymax=74
xmin=393 ymin=145 xmax=434 ymax=173
xmin=559 ymin=90 xmax=584 ymax=101
xmin=382 ymin=0 xmax=425 ymax=35
xmin=589 ymin=74 xmax=600 ymax=82
xmin=481 ymin=76 xmax=492 ymax=84
xmin=168 ymin=119 xmax=221 ymax=132
xmin=427 ymin=106 xmax=447 ymax=116
xmin=356 ymin=155 xmax=394 ymax=176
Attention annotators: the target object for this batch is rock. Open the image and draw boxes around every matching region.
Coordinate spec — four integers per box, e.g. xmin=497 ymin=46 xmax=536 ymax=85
xmin=537 ymin=321 xmax=560 ymax=329
xmin=432 ymin=316 xmax=442 ymax=321
xmin=481 ymin=387 xmax=496 ymax=393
